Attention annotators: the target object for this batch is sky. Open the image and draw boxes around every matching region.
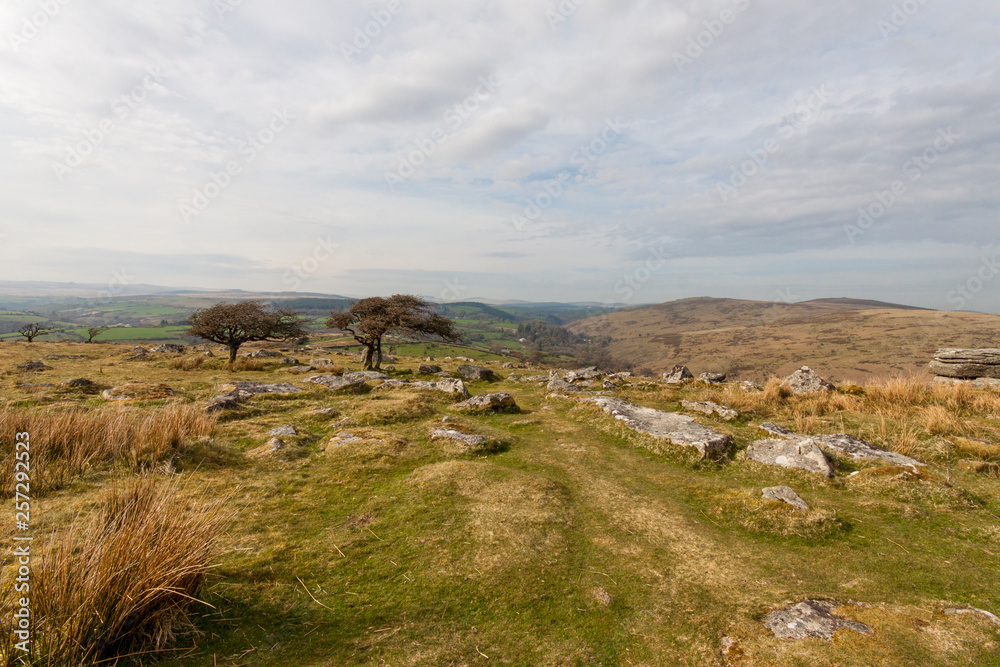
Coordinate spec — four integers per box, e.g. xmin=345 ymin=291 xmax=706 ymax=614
xmin=1 ymin=0 xmax=998 ymax=311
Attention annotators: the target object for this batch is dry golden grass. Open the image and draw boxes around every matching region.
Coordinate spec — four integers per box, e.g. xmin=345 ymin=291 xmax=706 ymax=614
xmin=0 ymin=475 xmax=232 ymax=666
xmin=0 ymin=405 xmax=216 ymax=495
xmin=168 ymin=355 xmax=205 ymax=371
xmin=227 ymin=357 xmax=268 ymax=372
xmin=350 ymin=392 xmax=437 ymax=426
xmin=707 ymin=489 xmax=844 ymax=539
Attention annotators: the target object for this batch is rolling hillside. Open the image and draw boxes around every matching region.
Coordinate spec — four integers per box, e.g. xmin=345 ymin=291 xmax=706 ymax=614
xmin=569 ymin=297 xmax=1000 ymax=383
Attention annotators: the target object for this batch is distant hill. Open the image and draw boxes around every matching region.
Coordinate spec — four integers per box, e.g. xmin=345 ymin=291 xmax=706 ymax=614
xmin=569 ymin=297 xmax=1000 ymax=382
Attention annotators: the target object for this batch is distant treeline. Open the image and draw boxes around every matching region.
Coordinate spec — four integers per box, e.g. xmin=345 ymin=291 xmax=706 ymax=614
xmin=516 ymin=320 xmax=628 ymax=371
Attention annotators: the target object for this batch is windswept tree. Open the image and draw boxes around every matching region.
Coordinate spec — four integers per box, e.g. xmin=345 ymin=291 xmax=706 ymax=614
xmin=19 ymin=322 xmax=55 ymax=342
xmin=326 ymin=295 xmax=461 ymax=370
xmin=86 ymin=326 xmax=110 ymax=343
xmin=187 ymin=301 xmax=308 ymax=363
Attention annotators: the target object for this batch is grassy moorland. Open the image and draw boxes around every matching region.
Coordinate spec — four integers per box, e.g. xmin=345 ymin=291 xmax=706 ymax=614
xmin=0 ymin=339 xmax=998 ymax=665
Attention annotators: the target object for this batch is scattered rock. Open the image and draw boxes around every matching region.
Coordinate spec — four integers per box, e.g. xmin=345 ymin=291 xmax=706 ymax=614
xmin=681 ymin=400 xmax=738 ymax=421
xmin=454 ymin=393 xmax=518 ymax=414
xmin=565 ymin=367 xmax=602 ymax=382
xmin=102 ymin=383 xmax=175 ymax=401
xmin=811 ymin=433 xmax=922 ymax=467
xmin=343 ymin=370 xmax=390 ymax=381
xmin=932 ymin=376 xmax=1000 ymax=390
xmin=431 ymin=428 xmax=489 ymax=448
xmin=280 ymin=357 xmax=300 ymax=365
xmin=286 ymin=366 xmax=313 ymax=373
xmin=62 ymin=378 xmax=96 ymax=388
xmin=746 ymin=439 xmax=833 ymax=477
xmin=782 ymin=366 xmax=835 ymax=395
xmin=219 ymin=382 xmax=303 ymax=396
xmin=309 ymin=358 xmax=337 ymax=370
xmin=758 ymin=423 xmax=923 ymax=468
xmin=602 ymin=379 xmax=620 ymax=390
xmin=698 ymin=372 xmax=727 ymax=385
xmin=312 ymin=407 xmax=340 ymax=416
xmin=128 ymin=346 xmax=148 ymax=358
xmin=943 ymin=607 xmax=1000 ymax=627
xmin=587 ymin=397 xmax=731 ymax=457
xmin=764 ymin=600 xmax=871 ymax=641
xmin=929 ymin=348 xmax=1000 ymax=379
xmin=662 ymin=365 xmax=694 ymax=384
xmin=205 ymin=395 xmax=242 ymax=413
xmin=411 ymin=379 xmax=470 ymax=398
xmin=740 ymin=380 xmax=764 ymax=392
xmin=266 ymin=425 xmax=298 ymax=437
xmin=304 ymin=375 xmax=369 ymax=394
xmin=591 ymin=587 xmax=613 ymax=607
xmin=246 ymin=437 xmax=287 ymax=459
xmin=327 ymin=432 xmax=363 ymax=448
xmin=151 ymin=344 xmax=185 ymax=353
xmin=758 ymin=422 xmax=796 ymax=437
xmin=457 ymin=365 xmax=496 ymax=381
xmin=419 ymin=364 xmax=442 ymax=374
xmin=547 ymin=373 xmax=581 ymax=393
xmin=762 ymin=486 xmax=809 ymax=510
xmin=17 ymin=361 xmax=50 ymax=371
xmin=249 ymin=348 xmax=282 ymax=358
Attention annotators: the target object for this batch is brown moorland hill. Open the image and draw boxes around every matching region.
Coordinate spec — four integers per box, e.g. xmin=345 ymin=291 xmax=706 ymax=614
xmin=569 ymin=297 xmax=1000 ymax=383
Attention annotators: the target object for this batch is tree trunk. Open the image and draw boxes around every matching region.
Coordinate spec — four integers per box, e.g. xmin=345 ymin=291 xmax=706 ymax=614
xmin=373 ymin=338 xmax=383 ymax=370
xmin=228 ymin=344 xmax=239 ymax=364
xmin=361 ymin=345 xmax=375 ymax=370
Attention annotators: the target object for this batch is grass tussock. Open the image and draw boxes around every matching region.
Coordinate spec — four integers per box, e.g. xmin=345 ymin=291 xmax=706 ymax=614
xmin=227 ymin=357 xmax=268 ymax=372
xmin=845 ymin=466 xmax=979 ymax=510
xmin=0 ymin=475 xmax=232 ymax=666
xmin=0 ymin=406 xmax=217 ymax=495
xmin=706 ymin=490 xmax=845 ymax=539
xmin=350 ymin=392 xmax=437 ymax=426
xmin=168 ymin=355 xmax=206 ymax=371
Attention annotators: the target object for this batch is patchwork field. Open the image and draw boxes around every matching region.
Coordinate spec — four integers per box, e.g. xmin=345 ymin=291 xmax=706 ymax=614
xmin=0 ymin=339 xmax=998 ymax=665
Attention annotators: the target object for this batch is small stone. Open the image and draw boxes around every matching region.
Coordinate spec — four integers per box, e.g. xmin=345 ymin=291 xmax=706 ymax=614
xmin=419 ymin=364 xmax=442 ymax=374
xmin=304 ymin=375 xmax=369 ymax=394
xmin=267 ymin=425 xmax=297 ymax=437
xmin=343 ymin=370 xmax=390 ymax=381
xmin=681 ymin=400 xmax=738 ymax=421
xmin=662 ymin=365 xmax=694 ymax=384
xmin=782 ymin=366 xmax=835 ymax=395
xmin=431 ymin=428 xmax=489 ymax=448
xmin=454 ymin=393 xmax=518 ymax=413
xmin=762 ymin=486 xmax=809 ymax=510
xmin=746 ymin=439 xmax=833 ymax=477
xmin=457 ymin=365 xmax=496 ymax=381
xmin=763 ymin=600 xmax=871 ymax=641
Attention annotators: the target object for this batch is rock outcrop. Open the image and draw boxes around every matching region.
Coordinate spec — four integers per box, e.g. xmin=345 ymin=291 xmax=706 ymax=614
xmin=757 ymin=422 xmax=922 ymax=468
xmin=220 ymin=382 xmax=302 ymax=396
xmin=764 ymin=600 xmax=871 ymax=640
xmin=419 ymin=364 xmax=442 ymax=374
xmin=782 ymin=366 xmax=835 ymax=395
xmin=929 ymin=348 xmax=1000 ymax=379
xmin=343 ymin=370 xmax=390 ymax=381
xmin=587 ymin=397 xmax=731 ymax=457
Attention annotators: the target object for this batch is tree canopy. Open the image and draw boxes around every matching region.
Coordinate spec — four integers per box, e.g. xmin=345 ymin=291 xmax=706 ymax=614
xmin=19 ymin=322 xmax=55 ymax=342
xmin=326 ymin=295 xmax=461 ymax=370
xmin=187 ymin=301 xmax=308 ymax=362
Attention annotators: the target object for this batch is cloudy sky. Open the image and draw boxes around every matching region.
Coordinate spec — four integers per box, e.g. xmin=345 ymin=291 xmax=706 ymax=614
xmin=1 ymin=0 xmax=998 ymax=310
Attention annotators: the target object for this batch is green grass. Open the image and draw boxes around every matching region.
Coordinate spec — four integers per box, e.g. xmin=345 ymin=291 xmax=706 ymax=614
xmin=2 ymin=342 xmax=998 ymax=665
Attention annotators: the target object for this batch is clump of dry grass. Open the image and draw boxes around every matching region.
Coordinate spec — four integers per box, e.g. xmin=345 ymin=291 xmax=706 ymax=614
xmin=866 ymin=409 xmax=921 ymax=457
xmin=228 ymin=357 xmax=268 ymax=372
xmin=168 ymin=355 xmax=205 ymax=371
xmin=0 ymin=475 xmax=232 ymax=666
xmin=862 ymin=377 xmax=928 ymax=414
xmin=0 ymin=406 xmax=217 ymax=495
